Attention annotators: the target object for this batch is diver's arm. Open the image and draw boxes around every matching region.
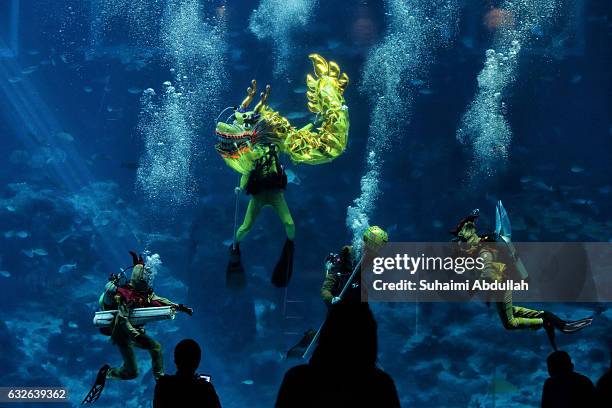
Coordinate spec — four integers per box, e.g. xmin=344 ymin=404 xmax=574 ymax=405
xmin=150 ymin=293 xmax=177 ymax=307
xmin=478 ymin=248 xmax=505 ymax=282
xmin=151 ymin=293 xmax=193 ymax=315
xmin=320 ymin=272 xmax=336 ymax=306
xmin=114 ymin=296 xmax=141 ymax=338
xmin=238 ymin=173 xmax=249 ymax=191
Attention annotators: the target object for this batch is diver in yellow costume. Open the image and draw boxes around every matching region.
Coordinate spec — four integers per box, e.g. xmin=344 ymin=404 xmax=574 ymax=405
xmin=215 ymin=54 xmax=350 ymax=288
xmin=450 ymin=210 xmax=593 ymax=350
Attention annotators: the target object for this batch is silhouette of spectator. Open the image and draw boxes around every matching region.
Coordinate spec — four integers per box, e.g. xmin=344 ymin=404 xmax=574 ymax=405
xmin=154 ymin=339 xmax=221 ymax=408
xmin=275 ymin=303 xmax=400 ymax=407
xmin=541 ymin=350 xmax=596 ymax=408
xmin=595 ymin=352 xmax=611 ymax=407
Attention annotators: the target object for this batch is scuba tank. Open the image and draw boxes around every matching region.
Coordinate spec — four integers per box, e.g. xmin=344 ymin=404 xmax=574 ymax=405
xmin=97 ymin=269 xmax=129 ymax=336
xmin=245 ymin=145 xmax=288 ymax=195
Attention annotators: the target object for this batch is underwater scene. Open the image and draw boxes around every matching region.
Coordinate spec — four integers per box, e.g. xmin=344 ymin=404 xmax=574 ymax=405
xmin=0 ymin=0 xmax=610 ymax=407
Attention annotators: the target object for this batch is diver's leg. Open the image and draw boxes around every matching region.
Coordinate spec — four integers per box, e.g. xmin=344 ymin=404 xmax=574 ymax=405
xmin=270 ymin=191 xmax=295 ymax=287
xmin=270 ymin=192 xmax=295 ymax=240
xmin=133 ymin=333 xmax=164 ymax=380
xmin=107 ymin=339 xmax=139 ymax=380
xmin=496 ymin=290 xmax=543 ymax=330
xmin=235 ymin=197 xmax=263 ymax=243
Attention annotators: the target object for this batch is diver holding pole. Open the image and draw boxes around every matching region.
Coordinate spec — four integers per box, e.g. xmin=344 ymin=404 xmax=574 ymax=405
xmin=287 ymin=226 xmax=389 ymax=359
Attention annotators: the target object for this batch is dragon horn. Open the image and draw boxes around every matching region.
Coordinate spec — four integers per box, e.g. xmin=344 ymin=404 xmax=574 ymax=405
xmin=240 ymin=79 xmax=257 ymax=110
xmin=254 ymin=84 xmax=271 ymax=113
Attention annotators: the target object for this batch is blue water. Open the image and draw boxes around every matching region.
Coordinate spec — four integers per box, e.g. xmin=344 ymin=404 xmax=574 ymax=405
xmin=0 ymin=1 xmax=610 ymax=407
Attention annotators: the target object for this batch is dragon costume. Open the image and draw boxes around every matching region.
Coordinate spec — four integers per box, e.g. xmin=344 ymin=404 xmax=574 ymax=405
xmin=215 ymin=54 xmax=350 ymax=288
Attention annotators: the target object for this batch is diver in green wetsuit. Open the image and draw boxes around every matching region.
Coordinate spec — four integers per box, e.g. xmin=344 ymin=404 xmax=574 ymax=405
xmin=450 ymin=211 xmax=593 ymax=350
xmin=235 ymin=143 xmax=294 ymax=242
xmin=229 ymin=143 xmax=295 ymax=288
xmin=216 ymin=55 xmax=351 ymax=289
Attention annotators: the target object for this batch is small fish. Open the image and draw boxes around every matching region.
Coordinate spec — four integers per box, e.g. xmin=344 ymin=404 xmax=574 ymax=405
xmin=570 ymin=165 xmax=584 ymax=173
xmin=533 ymin=181 xmax=554 ymax=192
xmin=0 ymin=271 xmax=10 ymax=278
xmin=223 ymin=239 xmax=234 ymax=247
xmin=570 ymin=198 xmax=593 ymax=206
xmin=285 ymin=168 xmax=301 ymax=185
xmin=21 ymin=65 xmax=38 ymax=75
xmin=4 ymin=231 xmax=14 ymax=238
xmin=16 ymin=231 xmax=29 ymax=238
xmin=326 ymin=40 xmax=342 ymax=50
xmin=58 ymin=263 xmax=77 ymax=274
xmin=120 ymin=162 xmax=140 ymax=171
xmin=8 ymin=77 xmax=22 ymax=83
xmin=241 ymin=380 xmax=254 ymax=385
xmin=68 ymin=321 xmax=79 ymax=329
xmin=418 ymin=88 xmax=434 ymax=95
xmin=6 ymin=206 xmax=16 ymax=212
xmin=56 ymin=131 xmax=74 ymax=142
xmin=127 ymin=87 xmax=143 ymax=94
xmin=58 ymin=233 xmax=71 ymax=243
xmin=22 ymin=249 xmax=34 ymax=258
xmin=519 ymin=176 xmax=531 ymax=183
xmin=83 ymin=85 xmax=93 ymax=93
xmin=32 ymin=248 xmax=48 ymax=256
xmin=411 ymin=79 xmax=425 ymax=86
xmin=292 ymin=86 xmax=307 ymax=94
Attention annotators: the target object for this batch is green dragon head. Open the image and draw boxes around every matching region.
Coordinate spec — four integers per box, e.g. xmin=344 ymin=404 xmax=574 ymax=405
xmin=215 ymin=81 xmax=275 ymax=172
xmin=215 ymin=54 xmax=350 ymax=174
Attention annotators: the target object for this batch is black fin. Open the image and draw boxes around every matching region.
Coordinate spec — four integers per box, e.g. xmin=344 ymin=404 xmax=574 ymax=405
xmin=226 ymin=244 xmax=246 ymax=289
xmin=560 ymin=317 xmax=593 ymax=333
xmin=81 ymin=364 xmax=110 ymax=405
xmin=286 ymin=329 xmax=316 ymax=360
xmin=271 ymin=239 xmax=294 ymax=288
xmin=544 ymin=321 xmax=558 ymax=351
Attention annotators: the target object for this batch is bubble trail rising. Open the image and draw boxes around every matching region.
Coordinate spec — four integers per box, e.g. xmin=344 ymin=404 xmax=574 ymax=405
xmin=457 ymin=0 xmax=559 ymax=181
xmin=249 ymin=0 xmax=318 ymax=77
xmin=136 ymin=0 xmax=227 ymax=208
xmin=347 ymin=0 xmax=458 ymax=252
xmin=88 ymin=0 xmax=164 ymax=47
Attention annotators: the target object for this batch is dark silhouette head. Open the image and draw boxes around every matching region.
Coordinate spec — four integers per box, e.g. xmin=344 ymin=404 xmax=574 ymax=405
xmin=174 ymin=339 xmax=201 ymax=375
xmin=547 ymin=350 xmax=574 ymax=377
xmin=311 ymin=303 xmax=378 ymax=373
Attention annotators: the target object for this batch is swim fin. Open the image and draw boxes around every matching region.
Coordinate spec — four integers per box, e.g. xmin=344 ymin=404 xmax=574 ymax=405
xmin=286 ymin=329 xmax=316 ymax=360
xmin=271 ymin=239 xmax=294 ymax=288
xmin=544 ymin=311 xmax=593 ymax=333
xmin=543 ymin=311 xmax=593 ymax=350
xmin=560 ymin=317 xmax=593 ymax=333
xmin=81 ymin=364 xmax=110 ymax=405
xmin=226 ymin=243 xmax=246 ymax=289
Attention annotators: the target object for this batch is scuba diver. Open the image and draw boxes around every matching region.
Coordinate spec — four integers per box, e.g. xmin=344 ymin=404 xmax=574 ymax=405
xmin=215 ymin=54 xmax=350 ymax=289
xmin=82 ymin=252 xmax=193 ymax=404
xmin=229 ymin=140 xmax=294 ymax=289
xmin=287 ymin=226 xmax=388 ymax=359
xmin=320 ymin=226 xmax=389 ymax=307
xmin=450 ymin=205 xmax=593 ymax=350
